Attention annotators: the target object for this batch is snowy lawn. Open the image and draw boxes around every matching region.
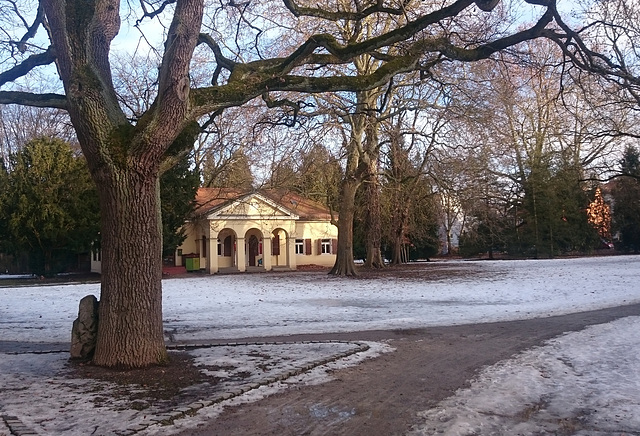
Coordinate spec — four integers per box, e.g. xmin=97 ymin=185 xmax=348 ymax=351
xmin=1 ymin=255 xmax=640 ymax=435
xmin=1 ymin=256 xmax=639 ymax=343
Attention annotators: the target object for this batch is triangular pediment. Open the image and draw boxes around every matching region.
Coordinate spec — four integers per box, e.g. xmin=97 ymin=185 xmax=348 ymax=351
xmin=206 ymin=193 xmax=299 ymax=220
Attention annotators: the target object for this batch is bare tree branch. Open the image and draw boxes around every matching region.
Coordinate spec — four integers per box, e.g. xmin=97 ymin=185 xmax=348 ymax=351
xmin=283 ymin=0 xmax=411 ymax=21
xmin=197 ymin=33 xmax=237 ymax=79
xmin=0 ymin=46 xmax=56 ymax=87
xmin=136 ymin=0 xmax=177 ymax=25
xmin=0 ymin=90 xmax=67 ymax=109
xmin=16 ymin=1 xmax=45 ymax=53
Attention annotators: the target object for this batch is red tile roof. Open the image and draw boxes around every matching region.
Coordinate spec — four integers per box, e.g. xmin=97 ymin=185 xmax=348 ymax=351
xmin=194 ymin=187 xmax=335 ymax=221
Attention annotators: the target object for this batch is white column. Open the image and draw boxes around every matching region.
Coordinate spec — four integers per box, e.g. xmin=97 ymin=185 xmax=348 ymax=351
xmin=236 ymin=237 xmax=246 ymax=272
xmin=263 ymin=236 xmax=272 ymax=271
xmin=207 ymin=235 xmax=218 ymax=274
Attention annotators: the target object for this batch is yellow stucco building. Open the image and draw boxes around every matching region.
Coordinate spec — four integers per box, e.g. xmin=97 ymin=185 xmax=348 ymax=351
xmin=176 ymin=188 xmax=338 ymax=273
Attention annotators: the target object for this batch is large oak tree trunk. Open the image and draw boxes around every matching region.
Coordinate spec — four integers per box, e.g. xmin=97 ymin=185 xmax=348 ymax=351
xmin=92 ymin=166 xmax=167 ymax=368
xmin=40 ymin=0 xmax=202 ymax=367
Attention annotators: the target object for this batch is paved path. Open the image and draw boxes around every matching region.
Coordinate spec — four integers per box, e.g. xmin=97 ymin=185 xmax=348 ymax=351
xmin=175 ymin=302 xmax=640 ymax=436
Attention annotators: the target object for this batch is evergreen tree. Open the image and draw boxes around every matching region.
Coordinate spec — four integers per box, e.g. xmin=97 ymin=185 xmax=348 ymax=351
xmin=459 ymin=197 xmax=510 ymax=259
xmin=294 ymin=145 xmax=342 ymax=211
xmin=0 ymin=138 xmax=100 ymax=275
xmin=547 ymin=164 xmax=598 ymax=253
xmin=267 ymin=144 xmax=342 ymax=211
xmin=404 ymin=186 xmax=440 ymax=261
xmin=612 ymin=146 xmax=640 ymax=252
xmin=160 ymin=153 xmax=200 ymax=257
xmin=503 ymin=161 xmax=597 ymax=257
xmin=380 ymin=137 xmax=440 ymax=264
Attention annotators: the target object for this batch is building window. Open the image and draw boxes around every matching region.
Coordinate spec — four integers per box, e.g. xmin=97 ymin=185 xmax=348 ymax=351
xmin=321 ymin=239 xmax=331 ymax=254
xmin=295 ymin=239 xmax=304 ymax=254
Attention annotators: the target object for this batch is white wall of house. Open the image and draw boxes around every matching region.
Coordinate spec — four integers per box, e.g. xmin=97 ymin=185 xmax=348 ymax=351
xmin=292 ymin=220 xmax=338 ymax=267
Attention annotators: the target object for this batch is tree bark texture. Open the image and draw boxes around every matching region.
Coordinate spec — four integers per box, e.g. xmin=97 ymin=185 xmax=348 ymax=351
xmin=92 ymin=167 xmax=167 ymax=367
xmin=360 ymin=100 xmax=384 ymax=268
xmin=363 ymin=155 xmax=385 ymax=268
xmin=387 ymin=133 xmax=411 ymax=265
xmin=329 ymin=101 xmax=368 ymax=276
xmin=390 ymin=203 xmax=410 ymax=265
xmin=329 ymin=177 xmax=359 ymax=276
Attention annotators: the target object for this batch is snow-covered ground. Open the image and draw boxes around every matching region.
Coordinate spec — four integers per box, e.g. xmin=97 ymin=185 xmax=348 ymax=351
xmin=1 ymin=255 xmax=640 ymax=435
xmin=2 ymin=256 xmax=639 ymax=343
xmin=409 ymin=315 xmax=640 ymax=435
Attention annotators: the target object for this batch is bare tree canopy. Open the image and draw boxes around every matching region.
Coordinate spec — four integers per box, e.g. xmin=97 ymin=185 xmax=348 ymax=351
xmin=3 ymin=0 xmax=637 ymax=114
xmin=0 ymin=0 xmax=638 ymax=368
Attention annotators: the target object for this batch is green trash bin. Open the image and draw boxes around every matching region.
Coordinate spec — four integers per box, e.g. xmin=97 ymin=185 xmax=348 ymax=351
xmin=184 ymin=255 xmax=200 ymax=272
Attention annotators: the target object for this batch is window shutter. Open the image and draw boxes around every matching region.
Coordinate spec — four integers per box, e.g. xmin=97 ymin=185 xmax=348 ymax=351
xmin=331 ymin=239 xmax=338 ymax=254
xmin=202 ymin=236 xmax=207 ymax=258
xmin=317 ymin=239 xmax=322 ymax=254
xmin=305 ymin=238 xmax=312 ymax=255
xmin=272 ymin=235 xmax=280 ymax=255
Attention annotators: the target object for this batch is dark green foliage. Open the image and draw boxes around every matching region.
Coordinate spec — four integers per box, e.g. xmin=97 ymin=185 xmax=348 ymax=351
xmin=160 ymin=153 xmax=200 ymax=257
xmin=405 ymin=202 xmax=440 ymax=261
xmin=620 ymin=145 xmax=640 ymax=176
xmin=0 ymin=137 xmax=100 ymax=275
xmin=612 ymin=146 xmax=640 ymax=252
xmin=269 ymin=144 xmax=343 ymax=212
xmin=380 ymin=176 xmax=440 ymax=262
xmin=292 ymin=145 xmax=343 ymax=212
xmin=459 ymin=162 xmax=598 ymax=258
xmin=458 ymin=212 xmax=509 ymax=258
xmin=509 ymin=163 xmax=597 ymax=257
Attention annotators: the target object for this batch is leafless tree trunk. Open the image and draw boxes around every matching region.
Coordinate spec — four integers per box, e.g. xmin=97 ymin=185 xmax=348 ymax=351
xmin=363 ymin=105 xmax=385 ymax=269
xmin=93 ymin=168 xmax=166 ymax=367
xmin=330 ymin=102 xmax=367 ymax=276
xmin=330 ymin=176 xmax=360 ymax=276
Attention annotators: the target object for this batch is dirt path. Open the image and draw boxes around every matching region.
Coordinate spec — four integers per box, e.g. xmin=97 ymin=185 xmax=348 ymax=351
xmin=177 ymin=303 xmax=640 ymax=436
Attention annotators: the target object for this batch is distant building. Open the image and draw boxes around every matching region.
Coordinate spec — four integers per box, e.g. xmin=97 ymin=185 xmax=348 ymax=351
xmin=176 ymin=188 xmax=338 ymax=273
